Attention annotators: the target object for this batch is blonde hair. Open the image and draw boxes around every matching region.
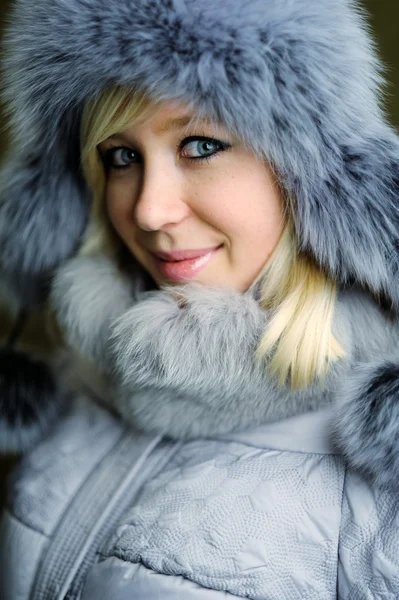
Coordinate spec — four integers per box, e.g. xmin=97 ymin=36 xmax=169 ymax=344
xmin=79 ymin=86 xmax=345 ymax=390
xmin=254 ymin=224 xmax=345 ymax=388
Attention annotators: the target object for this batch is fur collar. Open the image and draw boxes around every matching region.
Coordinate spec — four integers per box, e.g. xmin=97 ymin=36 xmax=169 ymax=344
xmin=51 ymin=254 xmax=398 ymax=447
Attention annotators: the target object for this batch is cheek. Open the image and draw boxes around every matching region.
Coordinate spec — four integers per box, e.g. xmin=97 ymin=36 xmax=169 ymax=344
xmin=197 ymin=168 xmax=284 ymax=255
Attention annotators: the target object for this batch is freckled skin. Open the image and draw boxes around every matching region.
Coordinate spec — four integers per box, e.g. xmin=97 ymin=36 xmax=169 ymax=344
xmin=100 ymin=101 xmax=285 ymax=292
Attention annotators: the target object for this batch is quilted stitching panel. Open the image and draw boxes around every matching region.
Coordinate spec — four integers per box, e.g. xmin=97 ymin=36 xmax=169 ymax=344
xmin=105 ymin=440 xmax=345 ymax=599
xmin=338 ymin=471 xmax=399 ymax=599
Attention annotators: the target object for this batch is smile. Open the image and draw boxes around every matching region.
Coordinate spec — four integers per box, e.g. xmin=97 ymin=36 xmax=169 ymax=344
xmin=151 ymin=246 xmax=222 ymax=281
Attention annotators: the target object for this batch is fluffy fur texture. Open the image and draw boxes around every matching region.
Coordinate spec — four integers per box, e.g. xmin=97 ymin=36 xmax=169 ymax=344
xmin=0 ymin=154 xmax=89 ymax=281
xmin=0 ymin=348 xmax=66 ymax=453
xmin=52 ymin=254 xmax=399 ymax=488
xmin=0 ymin=293 xmax=66 ymax=453
xmin=333 ymin=359 xmax=399 ymax=488
xmin=0 ymin=0 xmax=399 ymax=306
xmin=51 ymin=256 xmax=140 ymax=370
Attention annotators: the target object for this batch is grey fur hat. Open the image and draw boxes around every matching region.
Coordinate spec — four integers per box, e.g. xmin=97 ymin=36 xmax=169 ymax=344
xmin=0 ymin=0 xmax=399 ymax=305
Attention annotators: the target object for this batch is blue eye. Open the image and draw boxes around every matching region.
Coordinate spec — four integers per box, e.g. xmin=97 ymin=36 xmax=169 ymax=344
xmin=99 ymin=136 xmax=230 ymax=171
xmin=180 ymin=136 xmax=230 ymax=161
xmin=100 ymin=146 xmax=140 ymax=170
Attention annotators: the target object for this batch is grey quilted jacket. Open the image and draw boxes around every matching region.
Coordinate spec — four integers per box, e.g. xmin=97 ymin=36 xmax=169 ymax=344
xmin=2 ymin=393 xmax=399 ymax=600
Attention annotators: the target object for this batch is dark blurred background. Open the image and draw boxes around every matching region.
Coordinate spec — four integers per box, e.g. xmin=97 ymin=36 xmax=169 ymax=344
xmin=0 ymin=0 xmax=398 ymax=504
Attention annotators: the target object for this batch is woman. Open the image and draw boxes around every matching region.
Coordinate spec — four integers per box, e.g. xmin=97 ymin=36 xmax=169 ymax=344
xmin=1 ymin=0 xmax=399 ymax=597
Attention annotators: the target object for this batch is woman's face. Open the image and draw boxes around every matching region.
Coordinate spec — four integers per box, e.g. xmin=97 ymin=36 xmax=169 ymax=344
xmin=98 ymin=101 xmax=284 ymax=292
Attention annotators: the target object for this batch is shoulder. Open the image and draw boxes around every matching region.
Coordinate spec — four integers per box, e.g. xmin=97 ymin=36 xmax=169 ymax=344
xmin=5 ymin=395 xmax=124 ymax=536
xmin=0 ymin=395 xmax=126 ymax=599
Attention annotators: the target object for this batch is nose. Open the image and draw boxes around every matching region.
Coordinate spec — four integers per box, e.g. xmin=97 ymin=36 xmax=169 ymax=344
xmin=134 ymin=159 xmax=191 ymax=232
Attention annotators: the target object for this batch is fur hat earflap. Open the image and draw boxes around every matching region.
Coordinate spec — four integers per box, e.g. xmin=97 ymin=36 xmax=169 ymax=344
xmin=0 ymin=345 xmax=64 ymax=454
xmin=0 ymin=285 xmax=66 ymax=453
xmin=0 ymin=128 xmax=89 ymax=303
xmin=0 ymin=0 xmax=398 ymax=306
xmin=333 ymin=356 xmax=399 ymax=489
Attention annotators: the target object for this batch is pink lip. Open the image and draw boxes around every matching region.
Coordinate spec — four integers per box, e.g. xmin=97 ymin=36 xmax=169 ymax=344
xmin=151 ymin=245 xmax=222 ymax=281
xmin=152 ymin=247 xmax=221 ymax=262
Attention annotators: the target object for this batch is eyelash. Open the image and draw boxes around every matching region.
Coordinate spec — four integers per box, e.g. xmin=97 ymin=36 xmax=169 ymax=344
xmin=177 ymin=135 xmax=229 ymax=163
xmin=99 ymin=135 xmax=231 ymax=171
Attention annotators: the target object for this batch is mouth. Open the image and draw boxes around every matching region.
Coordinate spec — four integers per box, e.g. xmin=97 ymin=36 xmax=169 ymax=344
xmin=151 ymin=245 xmax=222 ymax=281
